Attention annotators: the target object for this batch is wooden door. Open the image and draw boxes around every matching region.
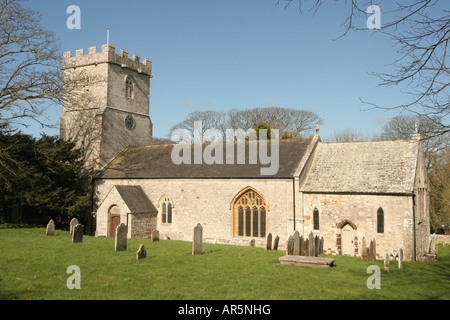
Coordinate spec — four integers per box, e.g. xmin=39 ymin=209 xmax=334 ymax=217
xmin=341 ymin=224 xmax=354 ymax=255
xmin=109 ymin=205 xmax=121 ymax=238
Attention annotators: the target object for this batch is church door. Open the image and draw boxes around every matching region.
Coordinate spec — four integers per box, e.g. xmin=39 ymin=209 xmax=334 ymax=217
xmin=341 ymin=224 xmax=354 ymax=255
xmin=109 ymin=205 xmax=121 ymax=238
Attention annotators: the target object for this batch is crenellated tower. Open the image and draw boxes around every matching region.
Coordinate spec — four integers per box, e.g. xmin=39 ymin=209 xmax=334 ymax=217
xmin=60 ymin=44 xmax=153 ymax=175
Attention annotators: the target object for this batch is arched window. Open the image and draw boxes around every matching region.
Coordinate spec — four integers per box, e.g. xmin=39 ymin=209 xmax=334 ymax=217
xmin=313 ymin=208 xmax=319 ymax=230
xmin=160 ymin=196 xmax=173 ymax=224
xmin=233 ymin=189 xmax=267 ymax=238
xmin=125 ymin=76 xmax=134 ymax=99
xmin=377 ymin=207 xmax=384 ymax=234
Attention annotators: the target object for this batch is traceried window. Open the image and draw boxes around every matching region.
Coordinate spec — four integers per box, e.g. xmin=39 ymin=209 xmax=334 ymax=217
xmin=233 ymin=189 xmax=267 ymax=238
xmin=125 ymin=77 xmax=134 ymax=99
xmin=377 ymin=207 xmax=384 ymax=234
xmin=313 ymin=208 xmax=319 ymax=230
xmin=161 ymin=196 xmax=173 ymax=224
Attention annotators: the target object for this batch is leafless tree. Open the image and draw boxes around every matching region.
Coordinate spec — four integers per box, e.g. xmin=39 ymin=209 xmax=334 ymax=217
xmin=169 ymin=107 xmax=323 ymax=141
xmin=279 ymin=0 xmax=449 ymax=138
xmin=0 ymin=0 xmax=63 ymax=128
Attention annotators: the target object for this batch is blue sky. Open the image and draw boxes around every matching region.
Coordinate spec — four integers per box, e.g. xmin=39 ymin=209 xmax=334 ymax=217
xmin=25 ymin=0 xmax=421 ymax=139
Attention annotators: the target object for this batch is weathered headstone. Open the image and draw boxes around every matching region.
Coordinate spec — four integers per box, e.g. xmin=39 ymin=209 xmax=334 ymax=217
xmin=192 ymin=223 xmax=203 ymax=255
xmin=46 ymin=219 xmax=55 ymax=236
xmin=319 ymin=237 xmax=324 ymax=255
xmin=115 ymin=223 xmax=127 ymax=252
xmin=293 ymin=231 xmax=300 ymax=255
xmin=309 ymin=232 xmax=314 ymax=257
xmin=300 ymin=236 xmax=305 ymax=256
xmin=314 ymin=236 xmax=319 ymax=257
xmin=305 ymin=238 xmax=309 ymax=256
xmin=249 ymin=239 xmax=255 ymax=247
xmin=151 ymin=229 xmax=160 ymax=242
xmin=266 ymin=233 xmax=272 ymax=251
xmin=384 ymin=253 xmax=390 ymax=273
xmin=72 ymin=224 xmax=84 ymax=243
xmin=286 ymin=236 xmax=294 ymax=255
xmin=369 ymin=239 xmax=377 ymax=260
xmin=136 ymin=244 xmax=146 ymax=260
xmin=361 ymin=237 xmax=367 ymax=260
xmin=69 ymin=218 xmax=79 ymax=236
xmin=398 ymin=248 xmax=404 ymax=269
xmin=273 ymin=235 xmax=279 ymax=250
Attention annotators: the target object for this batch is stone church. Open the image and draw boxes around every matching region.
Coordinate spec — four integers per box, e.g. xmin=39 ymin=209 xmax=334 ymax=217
xmin=61 ymin=44 xmax=430 ymax=261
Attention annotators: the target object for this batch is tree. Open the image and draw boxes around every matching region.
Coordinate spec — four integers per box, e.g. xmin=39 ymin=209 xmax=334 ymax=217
xmin=280 ymin=0 xmax=449 ymax=137
xmin=380 ymin=114 xmax=449 ymax=167
xmin=0 ymin=0 xmax=62 ymax=128
xmin=0 ymin=129 xmax=91 ymax=225
xmin=169 ymin=107 xmax=323 ymax=141
xmin=429 ymin=149 xmax=450 ymax=232
xmin=325 ymin=128 xmax=377 ymax=142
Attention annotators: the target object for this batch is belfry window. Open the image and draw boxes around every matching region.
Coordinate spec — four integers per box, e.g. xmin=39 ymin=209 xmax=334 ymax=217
xmin=125 ymin=77 xmax=134 ymax=99
xmin=233 ymin=189 xmax=267 ymax=238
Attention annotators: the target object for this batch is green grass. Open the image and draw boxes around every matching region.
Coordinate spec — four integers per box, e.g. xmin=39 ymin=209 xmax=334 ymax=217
xmin=0 ymin=226 xmax=449 ymax=300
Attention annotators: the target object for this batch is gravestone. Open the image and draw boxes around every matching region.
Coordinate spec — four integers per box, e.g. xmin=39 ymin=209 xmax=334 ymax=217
xmin=69 ymin=218 xmax=79 ymax=236
xmin=286 ymin=236 xmax=294 ymax=255
xmin=151 ymin=230 xmax=160 ymax=242
xmin=72 ymin=224 xmax=84 ymax=243
xmin=46 ymin=220 xmax=55 ymax=236
xmin=300 ymin=236 xmax=305 ymax=256
xmin=249 ymin=239 xmax=255 ymax=247
xmin=273 ymin=235 xmax=279 ymax=250
xmin=361 ymin=237 xmax=367 ymax=260
xmin=136 ymin=244 xmax=146 ymax=260
xmin=266 ymin=233 xmax=272 ymax=251
xmin=319 ymin=237 xmax=324 ymax=255
xmin=398 ymin=248 xmax=404 ymax=269
xmin=305 ymin=238 xmax=309 ymax=256
xmin=384 ymin=253 xmax=390 ymax=273
xmin=314 ymin=236 xmax=319 ymax=257
xmin=192 ymin=223 xmax=203 ymax=255
xmin=293 ymin=231 xmax=300 ymax=255
xmin=115 ymin=223 xmax=127 ymax=252
xmin=309 ymin=232 xmax=314 ymax=256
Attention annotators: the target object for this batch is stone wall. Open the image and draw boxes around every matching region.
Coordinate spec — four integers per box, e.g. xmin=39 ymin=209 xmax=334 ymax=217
xmin=301 ymin=192 xmax=416 ymax=261
xmin=94 ymin=178 xmax=295 ymax=247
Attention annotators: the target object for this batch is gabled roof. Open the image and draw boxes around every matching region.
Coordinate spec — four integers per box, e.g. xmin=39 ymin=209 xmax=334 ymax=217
xmin=300 ymin=139 xmax=420 ymax=194
xmin=115 ymin=185 xmax=157 ymax=213
xmin=96 ymin=138 xmax=315 ymax=179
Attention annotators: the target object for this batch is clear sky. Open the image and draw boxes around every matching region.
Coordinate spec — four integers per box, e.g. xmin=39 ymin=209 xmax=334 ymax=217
xmin=24 ymin=0 xmax=424 ymax=140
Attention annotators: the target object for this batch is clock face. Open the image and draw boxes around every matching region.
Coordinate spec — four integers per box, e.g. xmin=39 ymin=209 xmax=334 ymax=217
xmin=125 ymin=114 xmax=136 ymax=130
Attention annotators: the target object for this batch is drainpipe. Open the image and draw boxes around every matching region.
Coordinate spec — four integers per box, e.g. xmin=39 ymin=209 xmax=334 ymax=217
xmin=292 ymin=178 xmax=296 ymax=231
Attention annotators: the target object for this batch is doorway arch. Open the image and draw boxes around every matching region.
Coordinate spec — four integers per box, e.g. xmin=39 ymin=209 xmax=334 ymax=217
xmin=108 ymin=205 xmax=121 ymax=238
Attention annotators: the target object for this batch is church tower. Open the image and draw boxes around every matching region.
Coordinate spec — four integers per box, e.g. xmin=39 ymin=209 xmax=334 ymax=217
xmin=60 ymin=44 xmax=153 ymax=174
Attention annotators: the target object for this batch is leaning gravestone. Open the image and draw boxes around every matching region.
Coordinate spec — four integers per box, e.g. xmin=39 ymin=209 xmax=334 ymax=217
xmin=266 ymin=233 xmax=272 ymax=251
xmin=46 ymin=219 xmax=55 ymax=236
xmin=69 ymin=218 xmax=79 ymax=236
xmin=151 ymin=229 xmax=160 ymax=242
xmin=192 ymin=223 xmax=203 ymax=255
xmin=72 ymin=224 xmax=84 ymax=243
xmin=136 ymin=244 xmax=146 ymax=260
xmin=115 ymin=223 xmax=127 ymax=252
xmin=286 ymin=236 xmax=294 ymax=255
xmin=273 ymin=235 xmax=280 ymax=250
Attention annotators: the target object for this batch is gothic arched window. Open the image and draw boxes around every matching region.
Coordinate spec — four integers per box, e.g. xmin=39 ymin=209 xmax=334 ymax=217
xmin=160 ymin=196 xmax=173 ymax=224
xmin=377 ymin=207 xmax=384 ymax=234
xmin=233 ymin=189 xmax=267 ymax=238
xmin=125 ymin=76 xmax=135 ymax=99
xmin=313 ymin=208 xmax=319 ymax=230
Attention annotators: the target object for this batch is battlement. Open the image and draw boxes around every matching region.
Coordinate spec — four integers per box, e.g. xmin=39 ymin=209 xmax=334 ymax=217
xmin=62 ymin=44 xmax=152 ymax=77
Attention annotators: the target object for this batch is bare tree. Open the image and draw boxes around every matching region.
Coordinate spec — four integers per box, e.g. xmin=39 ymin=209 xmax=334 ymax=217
xmin=0 ymin=0 xmax=63 ymax=128
xmin=279 ymin=0 xmax=449 ymax=137
xmin=169 ymin=107 xmax=323 ymax=141
xmin=325 ymin=128 xmax=376 ymax=142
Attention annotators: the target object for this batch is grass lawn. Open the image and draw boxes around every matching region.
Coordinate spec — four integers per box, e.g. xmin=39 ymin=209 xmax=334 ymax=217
xmin=0 ymin=226 xmax=449 ymax=300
